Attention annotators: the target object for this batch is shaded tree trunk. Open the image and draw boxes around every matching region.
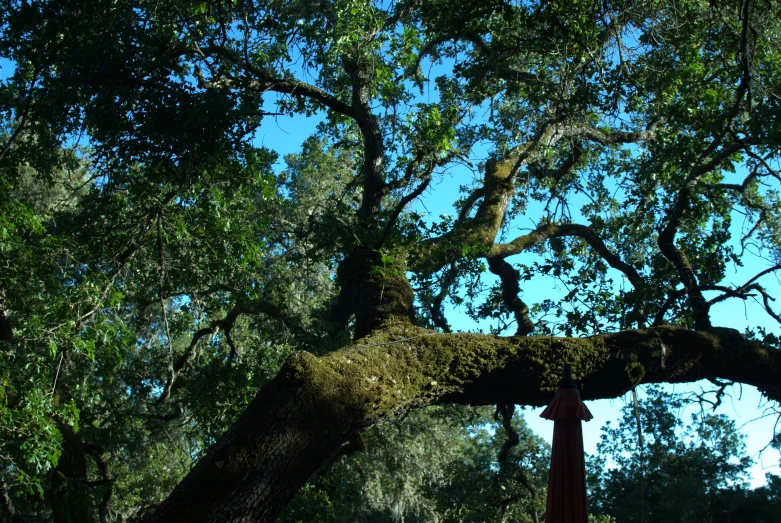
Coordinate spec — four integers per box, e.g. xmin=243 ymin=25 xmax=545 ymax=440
xmin=148 ymin=350 xmax=368 ymax=522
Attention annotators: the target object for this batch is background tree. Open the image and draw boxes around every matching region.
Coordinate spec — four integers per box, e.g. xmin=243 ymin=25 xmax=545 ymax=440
xmin=588 ymin=386 xmax=767 ymax=522
xmin=280 ymin=405 xmax=549 ymax=523
xmin=0 ymin=0 xmax=780 ymax=521
xmin=712 ymin=473 xmax=781 ymax=522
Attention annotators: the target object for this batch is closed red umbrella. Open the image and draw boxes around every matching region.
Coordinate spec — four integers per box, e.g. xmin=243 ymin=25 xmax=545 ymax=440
xmin=540 ymin=364 xmax=593 ymax=523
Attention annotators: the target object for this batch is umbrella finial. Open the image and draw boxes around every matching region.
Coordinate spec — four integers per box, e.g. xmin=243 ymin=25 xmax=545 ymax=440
xmin=559 ymin=363 xmax=576 ymax=389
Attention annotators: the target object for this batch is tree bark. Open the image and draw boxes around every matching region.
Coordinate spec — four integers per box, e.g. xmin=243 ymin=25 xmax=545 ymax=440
xmin=148 ymin=323 xmax=781 ymax=522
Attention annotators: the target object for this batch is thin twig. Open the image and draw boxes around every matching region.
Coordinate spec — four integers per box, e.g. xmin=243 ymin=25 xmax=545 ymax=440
xmin=0 ymin=68 xmax=39 ymax=162
xmin=51 ymin=352 xmax=64 ymax=396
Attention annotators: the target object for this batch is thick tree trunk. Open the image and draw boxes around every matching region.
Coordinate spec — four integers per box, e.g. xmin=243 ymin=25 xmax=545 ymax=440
xmin=149 ymin=323 xmax=781 ymax=523
xmin=147 ymin=350 xmax=369 ymax=522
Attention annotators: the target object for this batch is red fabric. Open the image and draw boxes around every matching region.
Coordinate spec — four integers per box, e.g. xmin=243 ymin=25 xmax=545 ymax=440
xmin=541 ymin=388 xmax=592 ymax=523
xmin=540 ymin=388 xmax=593 ymax=422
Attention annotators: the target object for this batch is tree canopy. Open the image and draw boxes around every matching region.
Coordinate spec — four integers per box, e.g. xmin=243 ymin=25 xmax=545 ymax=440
xmin=1 ymin=0 xmax=780 ymax=521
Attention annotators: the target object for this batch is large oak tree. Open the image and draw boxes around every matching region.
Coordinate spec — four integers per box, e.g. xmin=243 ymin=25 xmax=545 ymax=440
xmin=1 ymin=0 xmax=780 ymax=521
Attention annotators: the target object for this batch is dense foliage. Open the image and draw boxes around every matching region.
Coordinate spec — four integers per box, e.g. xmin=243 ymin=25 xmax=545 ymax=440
xmin=1 ymin=0 xmax=780 ymax=521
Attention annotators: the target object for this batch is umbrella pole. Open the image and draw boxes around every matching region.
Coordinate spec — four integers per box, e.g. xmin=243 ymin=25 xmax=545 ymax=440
xmin=540 ymin=364 xmax=593 ymax=523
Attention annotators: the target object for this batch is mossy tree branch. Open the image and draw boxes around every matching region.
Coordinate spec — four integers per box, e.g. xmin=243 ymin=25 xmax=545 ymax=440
xmin=148 ymin=323 xmax=781 ymax=523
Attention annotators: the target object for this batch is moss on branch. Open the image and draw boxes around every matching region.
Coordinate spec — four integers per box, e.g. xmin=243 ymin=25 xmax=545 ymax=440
xmin=301 ymin=325 xmax=781 ymax=417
